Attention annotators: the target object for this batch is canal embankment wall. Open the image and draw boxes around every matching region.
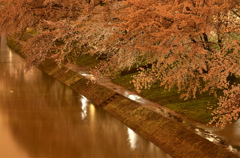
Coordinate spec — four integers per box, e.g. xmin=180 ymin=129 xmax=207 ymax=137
xmin=7 ymin=38 xmax=238 ymax=158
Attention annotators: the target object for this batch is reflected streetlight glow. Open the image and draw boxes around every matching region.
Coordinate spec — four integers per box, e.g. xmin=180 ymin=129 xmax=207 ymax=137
xmin=9 ymin=50 xmax=12 ymax=62
xmin=90 ymin=104 xmax=96 ymax=131
xmin=80 ymin=95 xmax=88 ymax=120
xmin=90 ymin=104 xmax=95 ymax=120
xmin=127 ymin=128 xmax=137 ymax=150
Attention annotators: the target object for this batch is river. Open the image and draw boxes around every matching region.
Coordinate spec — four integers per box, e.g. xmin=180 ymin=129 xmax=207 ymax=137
xmin=0 ymin=35 xmax=171 ymax=157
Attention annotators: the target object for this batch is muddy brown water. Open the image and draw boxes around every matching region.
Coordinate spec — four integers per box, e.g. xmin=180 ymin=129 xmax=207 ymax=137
xmin=0 ymin=36 xmax=172 ymax=157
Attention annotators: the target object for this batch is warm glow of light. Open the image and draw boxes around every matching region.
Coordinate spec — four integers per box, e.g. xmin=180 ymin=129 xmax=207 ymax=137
xmin=195 ymin=128 xmax=218 ymax=144
xmin=79 ymin=72 xmax=95 ymax=81
xmin=90 ymin=104 xmax=95 ymax=118
xmin=206 ymin=136 xmax=215 ymax=142
xmin=128 ymin=94 xmax=142 ymax=101
xmin=195 ymin=128 xmax=201 ymax=135
xmin=127 ymin=128 xmax=137 ymax=150
xmin=9 ymin=50 xmax=12 ymax=62
xmin=123 ymin=91 xmax=145 ymax=103
xmin=90 ymin=104 xmax=96 ymax=130
xmin=81 ymin=73 xmax=89 ymax=77
xmin=80 ymin=95 xmax=88 ymax=120
xmin=228 ymin=145 xmax=235 ymax=152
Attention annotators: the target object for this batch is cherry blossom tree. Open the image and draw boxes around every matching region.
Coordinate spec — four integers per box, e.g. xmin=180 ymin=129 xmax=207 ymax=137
xmin=1 ymin=0 xmax=240 ymax=127
xmin=102 ymin=0 xmax=240 ymax=127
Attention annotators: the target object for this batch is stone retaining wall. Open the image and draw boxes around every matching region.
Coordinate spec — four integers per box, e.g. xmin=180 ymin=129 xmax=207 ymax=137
xmin=7 ymin=39 xmax=238 ymax=158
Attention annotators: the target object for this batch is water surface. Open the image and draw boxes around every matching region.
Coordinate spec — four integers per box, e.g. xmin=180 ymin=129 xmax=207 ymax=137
xmin=0 ymin=35 xmax=171 ymax=158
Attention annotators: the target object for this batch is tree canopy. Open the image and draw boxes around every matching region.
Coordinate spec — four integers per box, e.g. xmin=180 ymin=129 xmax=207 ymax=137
xmin=1 ymin=0 xmax=240 ymax=127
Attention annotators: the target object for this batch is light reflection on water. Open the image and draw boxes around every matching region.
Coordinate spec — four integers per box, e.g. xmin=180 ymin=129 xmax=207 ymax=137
xmin=0 ymin=36 xmax=171 ymax=158
xmin=9 ymin=49 xmax=12 ymax=62
xmin=80 ymin=95 xmax=88 ymax=120
xmin=128 ymin=128 xmax=137 ymax=150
